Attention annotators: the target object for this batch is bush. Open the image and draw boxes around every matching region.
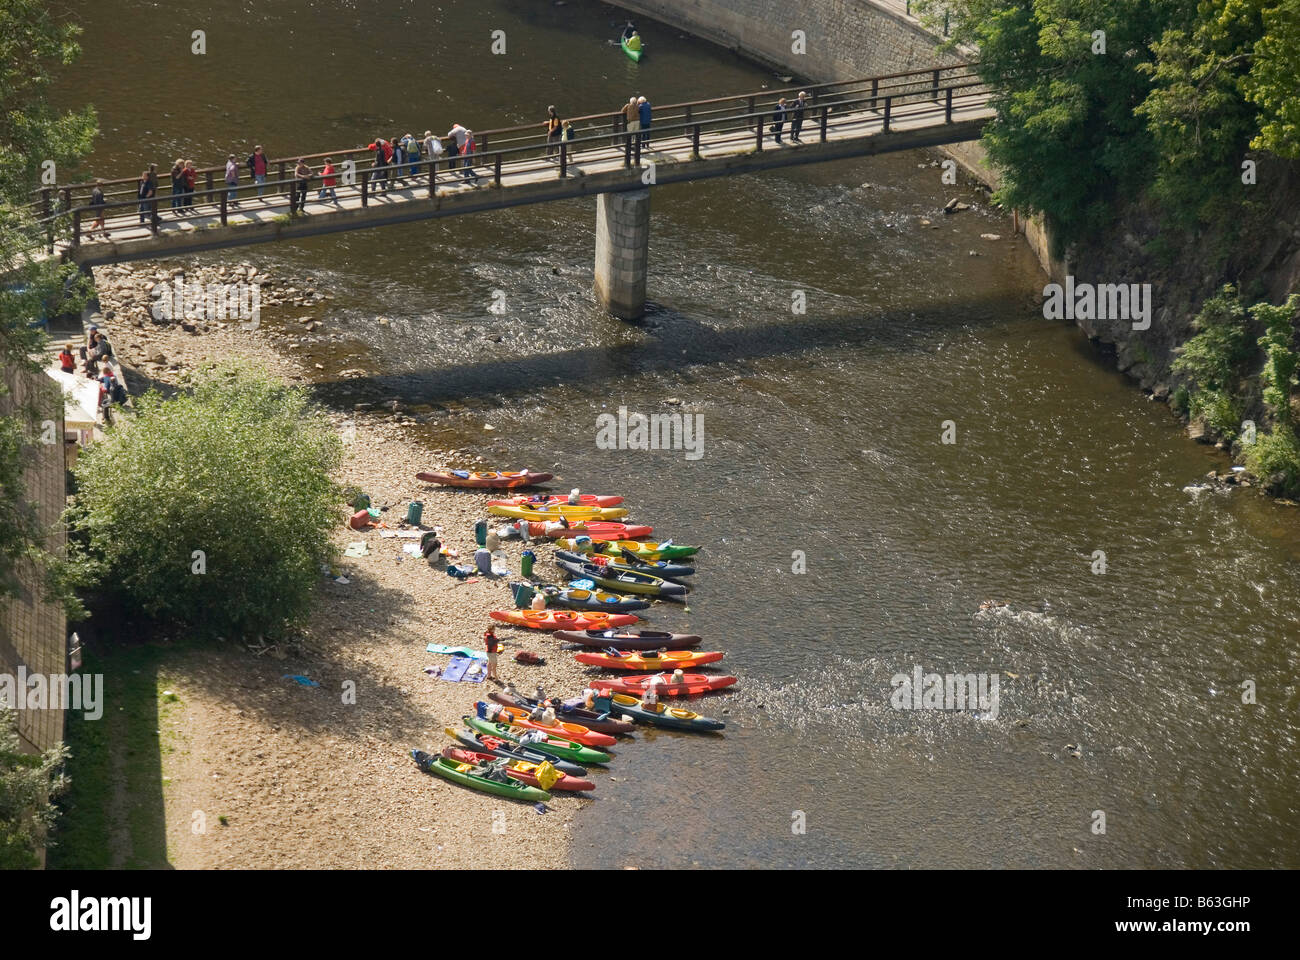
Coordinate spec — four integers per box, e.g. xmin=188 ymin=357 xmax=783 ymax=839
xmin=69 ymin=361 xmax=342 ymax=640
xmin=0 ymin=706 xmax=68 ymax=869
xmin=1245 ymin=424 xmax=1300 ymax=496
xmin=1173 ymin=286 xmax=1256 ymax=438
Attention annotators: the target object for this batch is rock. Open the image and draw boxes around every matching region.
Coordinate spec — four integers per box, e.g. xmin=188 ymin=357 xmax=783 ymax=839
xmin=980 ymin=233 xmax=1001 ymax=241
xmin=149 ymin=352 xmax=167 ymax=365
xmin=1187 ymin=420 xmax=1208 ymax=442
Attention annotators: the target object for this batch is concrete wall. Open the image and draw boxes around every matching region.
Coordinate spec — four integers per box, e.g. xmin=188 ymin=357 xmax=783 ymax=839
xmin=613 ymin=0 xmax=966 ymax=79
xmin=594 ymin=189 xmax=652 ymax=320
xmin=0 ymin=366 xmax=67 ymax=755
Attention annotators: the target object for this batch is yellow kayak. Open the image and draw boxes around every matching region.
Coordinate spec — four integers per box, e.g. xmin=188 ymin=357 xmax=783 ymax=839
xmin=557 ymin=538 xmax=699 ymax=560
xmin=488 ymin=503 xmax=629 ymax=521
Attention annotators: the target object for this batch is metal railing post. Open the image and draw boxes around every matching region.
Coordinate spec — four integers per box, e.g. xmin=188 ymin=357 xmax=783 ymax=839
xmin=871 ymin=78 xmax=879 ymax=111
xmin=559 ymin=141 xmax=568 ymax=178
xmin=72 ymin=208 xmax=81 ymax=247
xmin=932 ymin=69 xmax=941 ymax=103
xmin=220 ymin=190 xmax=228 ymax=225
xmin=361 ymin=169 xmax=369 ymax=207
xmin=151 ymin=196 xmax=159 ymax=235
xmin=278 ymin=162 xmax=287 ymax=195
xmin=884 ymin=96 xmax=892 ymax=132
xmin=625 ymin=130 xmax=632 ymax=167
xmin=820 ymin=105 xmax=829 ymax=142
xmin=945 ymin=87 xmax=954 ymax=123
xmin=692 ymin=123 xmax=701 ymax=157
xmin=429 ymin=159 xmax=437 ymax=197
xmin=494 ymin=151 xmax=502 ymax=186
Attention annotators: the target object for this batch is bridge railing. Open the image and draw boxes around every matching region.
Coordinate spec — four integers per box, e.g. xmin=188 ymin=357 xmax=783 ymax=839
xmin=32 ymin=63 xmax=987 ymax=249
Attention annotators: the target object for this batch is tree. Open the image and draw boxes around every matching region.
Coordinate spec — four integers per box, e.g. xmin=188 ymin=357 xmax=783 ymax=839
xmin=68 ymin=362 xmax=343 ymax=641
xmin=1242 ymin=0 xmax=1300 ymax=157
xmin=1253 ymin=294 xmax=1300 ymax=426
xmin=1172 ymin=286 xmax=1256 ymax=435
xmin=0 ymin=705 xmax=69 ymax=869
xmin=0 ymin=0 xmax=98 ymax=613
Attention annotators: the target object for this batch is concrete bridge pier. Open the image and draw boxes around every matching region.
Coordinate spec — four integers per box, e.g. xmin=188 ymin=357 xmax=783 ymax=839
xmin=594 ymin=188 xmax=650 ymax=320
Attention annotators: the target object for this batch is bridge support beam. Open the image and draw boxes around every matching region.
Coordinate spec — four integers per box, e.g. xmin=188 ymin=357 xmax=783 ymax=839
xmin=594 ymin=189 xmax=649 ymax=320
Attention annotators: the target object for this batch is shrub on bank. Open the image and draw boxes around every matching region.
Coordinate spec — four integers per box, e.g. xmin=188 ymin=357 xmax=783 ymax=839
xmin=69 ymin=361 xmax=342 ymax=641
xmin=0 ymin=706 xmax=68 ymax=869
xmin=1172 ymin=286 xmax=1256 ymax=440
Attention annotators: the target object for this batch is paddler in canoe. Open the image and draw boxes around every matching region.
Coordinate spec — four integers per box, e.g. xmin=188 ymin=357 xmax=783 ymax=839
xmin=620 ymin=22 xmax=643 ymax=60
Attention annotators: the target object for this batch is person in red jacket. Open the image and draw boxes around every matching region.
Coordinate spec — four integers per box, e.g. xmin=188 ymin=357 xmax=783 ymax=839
xmin=58 ymin=342 xmax=76 ymax=373
xmin=318 ymin=157 xmax=338 ymax=202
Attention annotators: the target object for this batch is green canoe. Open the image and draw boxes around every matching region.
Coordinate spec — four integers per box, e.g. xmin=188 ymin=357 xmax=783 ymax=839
xmin=411 ymin=749 xmax=551 ymax=802
xmin=465 ymin=714 xmax=611 ymax=765
xmin=621 ymin=34 xmax=643 ymax=62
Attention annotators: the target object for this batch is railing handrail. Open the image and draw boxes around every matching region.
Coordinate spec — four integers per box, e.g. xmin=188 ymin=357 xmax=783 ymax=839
xmin=31 ymin=63 xmax=979 ymax=198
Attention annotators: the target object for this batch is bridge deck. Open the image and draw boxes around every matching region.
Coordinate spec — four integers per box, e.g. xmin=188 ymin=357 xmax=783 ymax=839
xmin=35 ymin=66 xmax=992 ymax=266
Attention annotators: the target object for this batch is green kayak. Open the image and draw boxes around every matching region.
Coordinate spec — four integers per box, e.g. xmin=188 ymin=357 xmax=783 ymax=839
xmin=465 ymin=714 xmax=611 ymax=765
xmin=621 ymin=34 xmax=643 ymax=62
xmin=411 ymin=749 xmax=551 ymax=802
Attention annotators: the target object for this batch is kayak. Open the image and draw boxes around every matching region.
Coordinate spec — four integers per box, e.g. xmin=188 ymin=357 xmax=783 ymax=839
xmin=411 ymin=749 xmax=551 ymax=802
xmin=558 ymin=537 xmax=699 ymax=560
xmin=491 ymin=609 xmax=639 ymax=631
xmin=555 ymin=549 xmax=695 ymax=580
xmin=446 ymin=725 xmax=588 ymax=777
xmin=596 ymin=692 xmax=724 ymax=732
xmin=521 ymin=521 xmax=653 ymax=540
xmin=620 ymin=35 xmax=643 ymax=62
xmin=554 ymin=629 xmax=703 ymax=650
xmin=417 ymin=469 xmax=552 ymax=489
xmin=556 ymin=559 xmax=688 ymax=597
xmin=575 ymin=649 xmax=723 ymax=671
xmin=538 ymin=585 xmax=650 ymax=613
xmin=481 ymin=701 xmax=618 ymax=747
xmin=600 ymin=672 xmax=739 ymax=696
xmin=440 ymin=746 xmax=596 ymax=792
xmin=489 ymin=689 xmax=636 ymax=735
xmin=465 ymin=711 xmax=611 ymax=765
xmin=489 ymin=503 xmax=629 ymax=521
xmin=488 ymin=494 xmax=623 ymax=508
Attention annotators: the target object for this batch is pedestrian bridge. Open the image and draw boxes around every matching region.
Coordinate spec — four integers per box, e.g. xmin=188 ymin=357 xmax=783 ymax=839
xmin=30 ymin=63 xmax=991 ymax=318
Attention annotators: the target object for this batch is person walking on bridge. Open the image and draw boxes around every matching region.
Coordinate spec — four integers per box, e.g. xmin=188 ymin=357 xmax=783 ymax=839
xmin=790 ymin=91 xmax=809 ymax=143
xmin=545 ymin=106 xmax=563 ymax=159
xmin=224 ymin=154 xmax=240 ymax=208
xmin=318 ymin=157 xmax=338 ymax=202
xmin=771 ymin=97 xmax=789 ymax=144
xmin=137 ymin=165 xmax=157 ymax=224
xmin=292 ymin=159 xmax=312 ymax=214
xmin=247 ymin=145 xmax=270 ymax=197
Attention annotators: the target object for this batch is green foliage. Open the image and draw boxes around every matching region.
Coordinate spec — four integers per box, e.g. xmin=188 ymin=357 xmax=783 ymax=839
xmin=69 ymin=361 xmax=343 ymax=641
xmin=1245 ymin=420 xmax=1300 ymax=494
xmin=1172 ymin=287 xmax=1256 ymax=436
xmin=1253 ymin=294 xmax=1300 ymax=425
xmin=0 ymin=705 xmax=69 ymax=869
xmin=1242 ymin=0 xmax=1300 ymax=157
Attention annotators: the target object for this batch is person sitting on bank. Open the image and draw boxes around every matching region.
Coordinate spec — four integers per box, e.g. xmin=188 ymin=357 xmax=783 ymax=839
xmin=58 ymin=342 xmax=76 ymax=373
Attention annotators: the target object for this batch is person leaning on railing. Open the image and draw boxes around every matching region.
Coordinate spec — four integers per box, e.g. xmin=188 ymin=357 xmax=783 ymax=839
xmin=137 ymin=165 xmax=157 ymax=224
xmin=247 ymin=144 xmax=269 ymax=196
xmin=225 ymin=154 xmax=240 ymax=208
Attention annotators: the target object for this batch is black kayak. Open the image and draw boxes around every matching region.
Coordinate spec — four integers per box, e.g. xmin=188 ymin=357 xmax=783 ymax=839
xmin=553 ymin=629 xmax=703 ymax=650
xmin=554 ymin=549 xmax=695 ymax=581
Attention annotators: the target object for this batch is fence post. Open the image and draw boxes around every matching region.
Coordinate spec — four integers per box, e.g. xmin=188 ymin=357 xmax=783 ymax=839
xmin=624 ymin=130 xmax=632 ymax=167
xmin=278 ymin=162 xmax=287 ymax=195
xmin=692 ymin=123 xmax=701 ymax=158
xmin=361 ymin=169 xmax=369 ymax=207
xmin=871 ymin=78 xmax=879 ymax=111
xmin=932 ymin=69 xmax=941 ymax=104
xmin=559 ymin=141 xmax=567 ymax=178
xmin=206 ymin=170 xmax=214 ymax=204
xmin=755 ymin=112 xmax=763 ymax=151
xmin=820 ymin=105 xmax=829 ymax=142
xmin=634 ymin=132 xmax=641 ymax=166
xmin=429 ymin=159 xmax=437 ymax=198
xmin=72 ymin=208 xmax=81 ymax=247
xmin=151 ymin=196 xmax=159 ymax=235
xmin=945 ymin=87 xmax=954 ymax=123
xmin=883 ymin=96 xmax=892 ymax=133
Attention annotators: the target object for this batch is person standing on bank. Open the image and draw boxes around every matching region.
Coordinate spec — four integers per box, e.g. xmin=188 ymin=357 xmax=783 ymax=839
xmin=790 ymin=90 xmax=809 ymax=143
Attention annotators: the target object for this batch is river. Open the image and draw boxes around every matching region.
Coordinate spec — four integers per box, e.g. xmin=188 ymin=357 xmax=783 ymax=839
xmin=55 ymin=0 xmax=1300 ymax=868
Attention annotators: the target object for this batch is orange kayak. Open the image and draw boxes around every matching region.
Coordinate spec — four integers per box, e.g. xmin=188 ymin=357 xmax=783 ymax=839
xmin=417 ymin=470 xmax=552 ymax=489
xmin=488 ymin=704 xmax=618 ymax=747
xmin=601 ymin=673 xmax=739 ymax=696
xmin=574 ymin=650 xmax=724 ymax=671
xmin=490 ymin=609 xmax=639 ymax=631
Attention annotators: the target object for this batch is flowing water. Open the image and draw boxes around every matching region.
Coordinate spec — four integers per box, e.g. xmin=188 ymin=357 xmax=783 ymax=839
xmin=57 ymin=0 xmax=1300 ymax=868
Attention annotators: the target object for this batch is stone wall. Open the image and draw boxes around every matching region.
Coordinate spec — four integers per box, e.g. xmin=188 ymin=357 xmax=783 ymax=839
xmin=0 ymin=366 xmax=67 ymax=755
xmin=594 ymin=189 xmax=652 ymax=320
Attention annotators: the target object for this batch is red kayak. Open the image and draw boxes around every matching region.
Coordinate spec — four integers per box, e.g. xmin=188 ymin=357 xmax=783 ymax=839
xmin=575 ymin=650 xmax=724 ymax=671
xmin=602 ymin=673 xmax=739 ymax=696
xmin=489 ymin=494 xmax=623 ymax=508
xmin=554 ymin=629 xmax=703 ymax=650
xmin=518 ymin=520 xmax=653 ymax=539
xmin=489 ymin=704 xmax=618 ymax=747
xmin=439 ymin=747 xmax=595 ymax=792
xmin=491 ymin=609 xmax=639 ymax=631
xmin=417 ymin=470 xmax=552 ymax=489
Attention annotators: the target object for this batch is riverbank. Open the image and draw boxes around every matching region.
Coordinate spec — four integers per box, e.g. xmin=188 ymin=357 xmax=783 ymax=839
xmin=62 ymin=262 xmax=616 ymax=869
